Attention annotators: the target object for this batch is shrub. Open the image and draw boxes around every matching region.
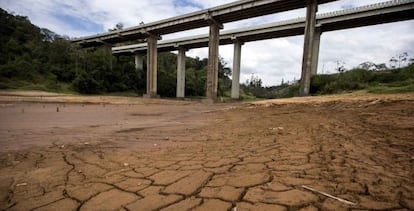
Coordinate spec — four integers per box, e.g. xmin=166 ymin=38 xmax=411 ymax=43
xmin=72 ymin=71 xmax=101 ymax=94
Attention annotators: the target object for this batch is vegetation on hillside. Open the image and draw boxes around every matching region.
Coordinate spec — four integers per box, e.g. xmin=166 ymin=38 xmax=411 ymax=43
xmin=240 ymin=55 xmax=414 ymax=99
xmin=0 ymin=9 xmax=231 ymax=97
xmin=310 ymin=63 xmax=414 ymax=95
xmin=1 ymin=8 xmax=413 ymax=99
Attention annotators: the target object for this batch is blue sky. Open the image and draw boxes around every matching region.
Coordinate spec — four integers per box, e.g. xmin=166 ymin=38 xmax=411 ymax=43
xmin=0 ymin=0 xmax=413 ymax=86
xmin=173 ymin=0 xmax=203 ymax=9
xmin=54 ymin=13 xmax=104 ymax=33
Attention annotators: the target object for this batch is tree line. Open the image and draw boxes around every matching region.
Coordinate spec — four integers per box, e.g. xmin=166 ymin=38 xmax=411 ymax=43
xmin=0 ymin=9 xmax=232 ymax=97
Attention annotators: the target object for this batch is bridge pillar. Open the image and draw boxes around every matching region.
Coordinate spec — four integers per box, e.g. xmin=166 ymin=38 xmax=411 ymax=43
xmin=176 ymin=47 xmax=186 ymax=98
xmin=299 ymin=0 xmax=318 ymax=96
xmin=103 ymin=43 xmax=113 ymax=71
xmin=231 ymin=39 xmax=243 ymax=99
xmin=311 ymin=28 xmax=322 ymax=76
xmin=135 ymin=52 xmax=144 ymax=70
xmin=206 ymin=21 xmax=222 ymax=101
xmin=144 ymin=33 xmax=159 ymax=98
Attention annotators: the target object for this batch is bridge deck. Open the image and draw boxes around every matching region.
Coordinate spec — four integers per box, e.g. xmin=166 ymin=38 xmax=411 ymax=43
xmin=112 ymin=0 xmax=414 ymax=55
xmin=72 ymin=0 xmax=336 ymax=47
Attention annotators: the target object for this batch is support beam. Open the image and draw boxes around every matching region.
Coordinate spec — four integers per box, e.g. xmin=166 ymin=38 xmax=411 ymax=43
xmin=176 ymin=48 xmax=186 ymax=98
xmin=204 ymin=13 xmax=223 ymax=29
xmin=231 ymin=39 xmax=243 ymax=99
xmin=103 ymin=43 xmax=113 ymax=71
xmin=206 ymin=23 xmax=220 ymax=101
xmin=311 ymin=28 xmax=322 ymax=76
xmin=299 ymin=0 xmax=318 ymax=96
xmin=145 ymin=33 xmax=159 ymax=98
xmin=134 ymin=52 xmax=144 ymax=70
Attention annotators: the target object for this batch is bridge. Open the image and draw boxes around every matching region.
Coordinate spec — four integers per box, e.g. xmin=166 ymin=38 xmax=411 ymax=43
xmin=72 ymin=0 xmax=336 ymax=47
xmin=72 ymin=0 xmax=337 ymax=100
xmin=111 ymin=0 xmax=414 ymax=99
xmin=72 ymin=0 xmax=414 ymax=101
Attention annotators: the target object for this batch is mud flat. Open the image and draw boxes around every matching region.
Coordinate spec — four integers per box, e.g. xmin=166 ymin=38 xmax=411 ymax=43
xmin=0 ymin=91 xmax=413 ymax=210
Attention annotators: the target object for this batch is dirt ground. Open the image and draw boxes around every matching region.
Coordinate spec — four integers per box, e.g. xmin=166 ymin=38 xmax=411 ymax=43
xmin=0 ymin=91 xmax=413 ymax=211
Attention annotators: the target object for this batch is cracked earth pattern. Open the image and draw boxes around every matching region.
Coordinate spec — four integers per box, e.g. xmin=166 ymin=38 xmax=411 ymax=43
xmin=0 ymin=93 xmax=413 ymax=210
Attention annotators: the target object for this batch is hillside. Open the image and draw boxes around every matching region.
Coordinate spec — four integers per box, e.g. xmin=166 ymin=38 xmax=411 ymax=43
xmin=241 ymin=64 xmax=414 ymax=99
xmin=0 ymin=8 xmax=232 ymax=97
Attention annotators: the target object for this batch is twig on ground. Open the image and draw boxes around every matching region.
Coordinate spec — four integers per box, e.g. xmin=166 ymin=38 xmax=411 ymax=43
xmin=301 ymin=185 xmax=357 ymax=206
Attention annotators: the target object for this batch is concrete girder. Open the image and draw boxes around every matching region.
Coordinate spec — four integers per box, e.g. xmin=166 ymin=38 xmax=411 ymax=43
xmin=204 ymin=13 xmax=224 ymax=29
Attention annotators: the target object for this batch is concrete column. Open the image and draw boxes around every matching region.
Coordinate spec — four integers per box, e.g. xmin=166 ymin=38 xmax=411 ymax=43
xmin=103 ymin=43 xmax=113 ymax=71
xmin=135 ymin=52 xmax=144 ymax=70
xmin=176 ymin=48 xmax=186 ymax=98
xmin=299 ymin=0 xmax=318 ymax=96
xmin=145 ymin=33 xmax=159 ymax=98
xmin=231 ymin=39 xmax=243 ymax=99
xmin=311 ymin=28 xmax=322 ymax=76
xmin=206 ymin=23 xmax=220 ymax=101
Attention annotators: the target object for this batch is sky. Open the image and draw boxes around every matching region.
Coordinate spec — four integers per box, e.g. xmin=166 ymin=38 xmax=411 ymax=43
xmin=1 ymin=0 xmax=413 ymax=86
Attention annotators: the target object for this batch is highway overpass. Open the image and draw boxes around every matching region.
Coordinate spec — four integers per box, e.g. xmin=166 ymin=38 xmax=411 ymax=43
xmin=113 ymin=0 xmax=414 ymax=54
xmin=71 ymin=0 xmax=414 ymax=100
xmin=111 ymin=0 xmax=414 ymax=99
xmin=72 ymin=0 xmax=339 ymax=100
xmin=72 ymin=0 xmax=336 ymax=47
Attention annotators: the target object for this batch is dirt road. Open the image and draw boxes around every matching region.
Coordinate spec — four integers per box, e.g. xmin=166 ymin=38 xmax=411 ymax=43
xmin=0 ymin=92 xmax=413 ymax=210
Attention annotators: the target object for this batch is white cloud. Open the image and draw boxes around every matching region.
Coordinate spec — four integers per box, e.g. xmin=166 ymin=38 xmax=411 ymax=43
xmin=319 ymin=21 xmax=414 ymax=75
xmin=1 ymin=0 xmax=413 ymax=86
xmin=189 ymin=0 xmax=234 ymax=8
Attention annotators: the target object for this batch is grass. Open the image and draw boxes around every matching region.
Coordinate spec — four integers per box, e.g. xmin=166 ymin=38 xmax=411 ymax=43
xmin=368 ymin=83 xmax=414 ymax=94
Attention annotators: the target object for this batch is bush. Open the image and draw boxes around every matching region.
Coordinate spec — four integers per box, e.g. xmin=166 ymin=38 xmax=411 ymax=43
xmin=310 ymin=65 xmax=414 ymax=95
xmin=311 ymin=69 xmax=372 ymax=94
xmin=72 ymin=71 xmax=101 ymax=94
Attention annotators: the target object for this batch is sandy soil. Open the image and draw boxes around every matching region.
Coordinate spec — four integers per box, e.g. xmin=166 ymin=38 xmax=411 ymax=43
xmin=0 ymin=91 xmax=413 ymax=210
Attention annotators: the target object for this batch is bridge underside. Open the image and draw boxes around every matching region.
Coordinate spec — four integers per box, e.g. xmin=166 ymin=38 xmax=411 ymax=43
xmin=74 ymin=0 xmax=336 ymax=47
xmin=73 ymin=0 xmax=414 ymax=100
xmin=114 ymin=3 xmax=414 ymax=55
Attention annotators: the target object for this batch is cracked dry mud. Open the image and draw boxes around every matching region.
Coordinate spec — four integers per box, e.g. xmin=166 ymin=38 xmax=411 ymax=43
xmin=0 ymin=93 xmax=413 ymax=210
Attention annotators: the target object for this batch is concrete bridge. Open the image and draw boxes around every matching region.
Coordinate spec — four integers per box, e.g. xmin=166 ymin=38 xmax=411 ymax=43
xmin=72 ymin=0 xmax=414 ymax=100
xmin=111 ymin=0 xmax=414 ymax=99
